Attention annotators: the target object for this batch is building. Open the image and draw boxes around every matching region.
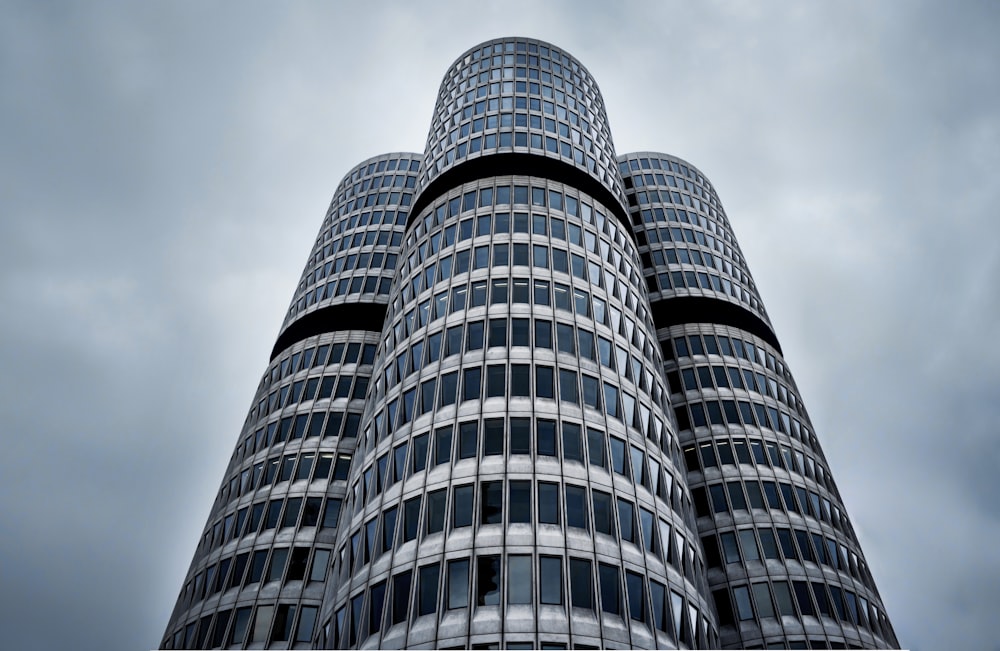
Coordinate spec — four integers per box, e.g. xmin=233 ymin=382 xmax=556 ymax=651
xmin=162 ymin=37 xmax=898 ymax=650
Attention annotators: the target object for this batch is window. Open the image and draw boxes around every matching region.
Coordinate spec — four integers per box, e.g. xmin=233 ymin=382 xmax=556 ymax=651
xmin=229 ymin=607 xmax=251 ymax=646
xmin=536 ymin=365 xmax=554 ymax=398
xmin=268 ymin=548 xmax=288 ymax=583
xmin=557 ymin=323 xmax=576 ymax=355
xmin=587 ymin=428 xmax=606 ymax=468
xmin=486 ymin=364 xmax=505 ymax=397
xmin=478 ymin=555 xmax=502 ymax=606
xmin=412 ymin=434 xmax=428 ymax=472
xmin=367 ymin=581 xmax=386 ymax=636
xmin=391 ymin=571 xmax=411 ymax=624
xmin=535 ymin=319 xmax=552 ymax=348
xmin=484 ymin=419 xmax=504 ymax=456
xmin=455 ymin=421 xmax=477 ymax=459
xmin=753 ymin=582 xmax=776 ymax=618
xmin=604 ymin=383 xmax=619 ymax=418
xmin=738 ymin=529 xmax=760 ymax=562
xmin=540 ymin=556 xmax=564 ymax=605
xmin=618 ymin=498 xmax=635 ymax=543
xmin=481 ymin=481 xmax=502 ymax=524
xmin=599 ymin=563 xmax=620 ymax=615
xmin=511 ymin=364 xmax=530 ymax=396
xmin=310 ymin=549 xmax=331 ymax=583
xmin=287 ymin=547 xmax=309 ymax=581
xmin=426 ymin=489 xmax=446 ymax=534
xmin=511 ymin=318 xmax=530 ymax=346
xmin=710 ymin=484 xmax=728 ymax=513
xmin=403 ymin=497 xmax=421 ymax=542
xmin=296 ymin=605 xmax=318 ymax=642
xmin=639 ymin=508 xmax=656 ymax=552
xmin=454 ymin=484 xmax=473 ymax=528
xmin=811 ymin=582 xmax=832 ymax=617
xmin=488 ymin=318 xmax=507 ymax=347
xmin=418 ymin=564 xmax=440 ymax=616
xmin=562 ymin=422 xmax=582 ymax=461
xmin=270 ymin=605 xmax=295 ymax=643
xmin=538 ymin=482 xmax=559 ymax=524
xmin=773 ymin=581 xmax=796 ymax=616
xmin=559 ymin=369 xmax=578 ymax=403
xmin=626 ymin=571 xmax=645 ymax=620
xmin=720 ymin=532 xmax=741 ymax=564
xmin=565 ymin=485 xmax=588 ymax=529
xmin=467 ymin=321 xmax=484 ymax=350
xmin=610 ymin=438 xmax=629 ymax=477
xmin=570 ymin=558 xmax=593 ymax=609
xmin=593 ymin=491 xmax=614 ymax=535
xmin=534 ymin=281 xmax=550 ymax=305
xmin=510 ymin=481 xmax=531 ymax=523
xmin=794 ymin=581 xmax=815 ymax=616
xmin=734 ymin=585 xmax=754 ymax=621
xmin=448 ymin=560 xmax=470 ymax=609
xmin=649 ymin=581 xmax=667 ymax=631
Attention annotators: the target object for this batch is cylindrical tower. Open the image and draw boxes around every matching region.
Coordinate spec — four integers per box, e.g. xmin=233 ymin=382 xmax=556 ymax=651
xmin=161 ymin=38 xmax=899 ymax=651
xmin=161 ymin=152 xmax=421 ymax=649
xmin=619 ymin=151 xmax=898 ymax=649
xmin=316 ymin=38 xmax=717 ymax=650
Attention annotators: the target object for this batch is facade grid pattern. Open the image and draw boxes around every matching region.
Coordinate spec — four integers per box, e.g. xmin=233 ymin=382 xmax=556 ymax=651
xmin=162 ymin=38 xmax=897 ymax=650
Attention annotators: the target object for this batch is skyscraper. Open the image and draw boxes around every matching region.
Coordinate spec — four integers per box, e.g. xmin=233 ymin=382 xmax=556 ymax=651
xmin=162 ymin=37 xmax=897 ymax=650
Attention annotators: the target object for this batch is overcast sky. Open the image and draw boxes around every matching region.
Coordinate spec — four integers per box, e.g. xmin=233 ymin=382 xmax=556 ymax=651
xmin=1 ymin=2 xmax=997 ymax=650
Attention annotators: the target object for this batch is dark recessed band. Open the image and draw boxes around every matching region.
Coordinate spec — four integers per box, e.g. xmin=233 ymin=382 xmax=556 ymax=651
xmin=408 ymin=153 xmax=633 ymax=240
xmin=270 ymin=302 xmax=388 ymax=361
xmin=650 ymin=296 xmax=782 ymax=354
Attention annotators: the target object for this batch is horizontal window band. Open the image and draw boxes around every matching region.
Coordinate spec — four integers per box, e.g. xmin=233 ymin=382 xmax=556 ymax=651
xmin=650 ymin=296 xmax=781 ymax=355
xmin=408 ymin=152 xmax=632 ymax=240
xmin=271 ymin=303 xmax=387 ymax=361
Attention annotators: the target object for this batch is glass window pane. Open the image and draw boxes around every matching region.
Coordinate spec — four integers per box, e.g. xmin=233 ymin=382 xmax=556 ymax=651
xmin=566 ymin=485 xmax=588 ymax=529
xmin=570 ymin=558 xmax=593 ymax=609
xmin=540 ymin=556 xmax=563 ymax=605
xmin=752 ymin=582 xmax=775 ymax=619
xmin=509 ymin=481 xmax=531 ymax=523
xmin=562 ymin=422 xmax=581 ymax=461
xmin=773 ymin=581 xmax=796 ymax=616
xmin=599 ymin=563 xmax=620 ymax=614
xmin=626 ymin=571 xmax=644 ymax=620
xmin=391 ymin=571 xmax=411 ymax=624
xmin=479 ymin=555 xmax=503 ymax=606
xmin=484 ymin=418 xmax=504 ymax=455
xmin=454 ymin=484 xmax=473 ymax=528
xmin=418 ymin=564 xmax=439 ymax=616
xmin=296 ymin=605 xmax=317 ymax=642
xmin=426 ymin=489 xmax=446 ymax=534
xmin=538 ymin=482 xmax=559 ymax=524
xmin=733 ymin=585 xmax=754 ymax=621
xmin=481 ymin=481 xmax=502 ymax=524
xmin=448 ymin=560 xmax=469 ymax=609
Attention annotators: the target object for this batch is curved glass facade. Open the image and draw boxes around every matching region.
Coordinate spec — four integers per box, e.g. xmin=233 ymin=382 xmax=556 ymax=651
xmin=621 ymin=151 xmax=899 ymax=649
xmin=161 ymin=153 xmax=420 ymax=649
xmin=162 ymin=39 xmax=896 ymax=651
xmin=317 ymin=176 xmax=715 ymax=649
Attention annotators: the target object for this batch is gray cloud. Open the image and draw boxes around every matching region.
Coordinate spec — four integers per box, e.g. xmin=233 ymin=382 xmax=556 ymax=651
xmin=1 ymin=1 xmax=996 ymax=649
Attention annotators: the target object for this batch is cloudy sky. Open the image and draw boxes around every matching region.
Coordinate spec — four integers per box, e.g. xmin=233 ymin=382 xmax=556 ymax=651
xmin=1 ymin=1 xmax=997 ymax=649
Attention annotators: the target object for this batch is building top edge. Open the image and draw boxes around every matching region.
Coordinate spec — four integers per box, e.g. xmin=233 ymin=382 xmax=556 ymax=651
xmin=332 ymin=151 xmax=423 ymax=194
xmin=617 ymin=151 xmax=715 ymax=183
xmin=440 ymin=36 xmax=600 ymax=88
